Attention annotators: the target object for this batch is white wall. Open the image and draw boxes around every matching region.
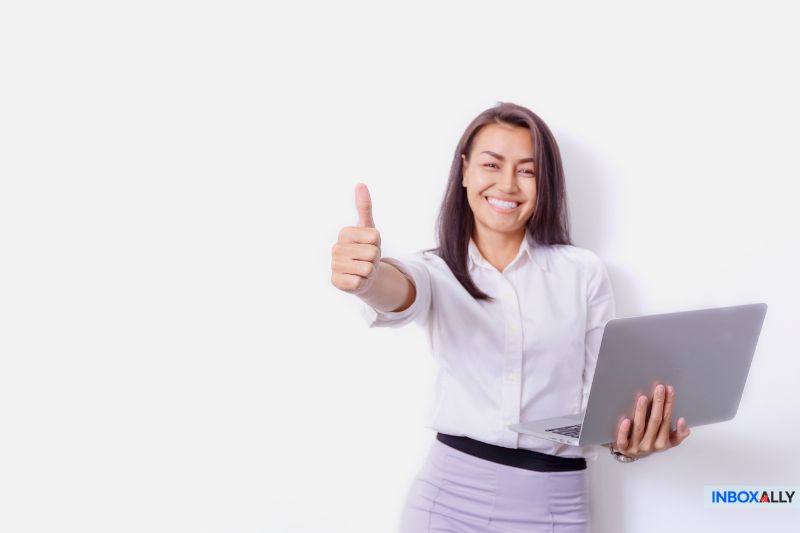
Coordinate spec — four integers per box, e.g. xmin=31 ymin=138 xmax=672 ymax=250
xmin=1 ymin=1 xmax=797 ymax=531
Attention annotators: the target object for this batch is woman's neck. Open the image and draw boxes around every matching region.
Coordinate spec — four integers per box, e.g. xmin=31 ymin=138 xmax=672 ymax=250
xmin=472 ymin=227 xmax=526 ymax=272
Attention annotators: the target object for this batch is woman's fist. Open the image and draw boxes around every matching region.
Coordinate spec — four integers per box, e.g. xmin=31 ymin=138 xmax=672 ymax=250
xmin=331 ymin=183 xmax=382 ymax=295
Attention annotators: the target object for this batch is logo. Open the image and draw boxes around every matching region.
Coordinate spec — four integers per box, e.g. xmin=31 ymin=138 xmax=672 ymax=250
xmin=704 ymin=486 xmax=800 ymax=509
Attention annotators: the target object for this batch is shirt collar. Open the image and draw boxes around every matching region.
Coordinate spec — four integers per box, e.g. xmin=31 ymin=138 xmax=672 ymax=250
xmin=468 ymin=228 xmax=549 ymax=272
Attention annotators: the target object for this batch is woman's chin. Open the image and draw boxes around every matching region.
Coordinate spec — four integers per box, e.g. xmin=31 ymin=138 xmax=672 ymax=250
xmin=476 ymin=217 xmax=526 ymax=233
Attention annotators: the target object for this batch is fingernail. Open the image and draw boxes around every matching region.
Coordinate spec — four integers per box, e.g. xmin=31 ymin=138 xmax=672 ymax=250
xmin=639 ymin=396 xmax=646 ymax=405
xmin=656 ymin=384 xmax=664 ymax=395
xmin=668 ymin=385 xmax=674 ymax=395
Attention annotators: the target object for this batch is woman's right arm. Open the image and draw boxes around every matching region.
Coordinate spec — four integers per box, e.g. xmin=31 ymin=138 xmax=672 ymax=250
xmin=331 ymin=183 xmax=416 ymax=313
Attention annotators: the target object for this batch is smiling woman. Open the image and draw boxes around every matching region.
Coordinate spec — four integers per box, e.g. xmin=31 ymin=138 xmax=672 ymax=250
xmin=331 ymin=101 xmax=687 ymax=533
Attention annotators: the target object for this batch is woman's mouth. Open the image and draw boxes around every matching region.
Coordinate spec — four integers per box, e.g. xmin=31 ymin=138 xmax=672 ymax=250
xmin=485 ymin=196 xmax=520 ymax=214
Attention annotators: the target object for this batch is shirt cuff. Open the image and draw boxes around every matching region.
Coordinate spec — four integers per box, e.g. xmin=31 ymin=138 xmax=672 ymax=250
xmin=359 ymin=256 xmax=430 ymax=328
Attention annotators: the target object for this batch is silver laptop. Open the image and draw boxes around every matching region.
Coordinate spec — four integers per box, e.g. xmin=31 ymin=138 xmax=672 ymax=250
xmin=509 ymin=302 xmax=768 ymax=446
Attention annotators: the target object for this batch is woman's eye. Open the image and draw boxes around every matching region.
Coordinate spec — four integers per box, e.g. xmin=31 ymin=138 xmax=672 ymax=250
xmin=482 ymin=163 xmax=534 ymax=176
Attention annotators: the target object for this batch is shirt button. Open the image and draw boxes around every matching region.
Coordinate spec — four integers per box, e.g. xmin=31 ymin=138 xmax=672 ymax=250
xmin=510 ymin=324 xmax=518 ymax=332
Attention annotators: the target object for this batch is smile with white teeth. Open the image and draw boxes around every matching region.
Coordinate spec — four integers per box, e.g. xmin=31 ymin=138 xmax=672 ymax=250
xmin=486 ymin=196 xmax=520 ymax=210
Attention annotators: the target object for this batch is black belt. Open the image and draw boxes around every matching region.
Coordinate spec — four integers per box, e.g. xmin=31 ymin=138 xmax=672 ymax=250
xmin=436 ymin=432 xmax=587 ymax=472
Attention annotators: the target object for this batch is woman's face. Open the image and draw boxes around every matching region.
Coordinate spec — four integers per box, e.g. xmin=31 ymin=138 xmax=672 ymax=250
xmin=461 ymin=122 xmax=537 ymax=237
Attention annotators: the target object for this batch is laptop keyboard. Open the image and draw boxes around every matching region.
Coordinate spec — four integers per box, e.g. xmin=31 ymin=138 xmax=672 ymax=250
xmin=545 ymin=424 xmax=582 ymax=438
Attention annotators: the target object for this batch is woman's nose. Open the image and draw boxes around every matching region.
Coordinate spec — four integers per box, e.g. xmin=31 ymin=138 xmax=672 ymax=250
xmin=497 ymin=167 xmax=518 ymax=191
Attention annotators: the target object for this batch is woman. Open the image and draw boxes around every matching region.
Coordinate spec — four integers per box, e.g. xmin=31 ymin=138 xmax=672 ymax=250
xmin=331 ymin=102 xmax=691 ymax=532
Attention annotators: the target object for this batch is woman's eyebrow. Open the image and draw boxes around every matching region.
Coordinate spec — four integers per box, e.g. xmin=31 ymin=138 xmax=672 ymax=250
xmin=480 ymin=150 xmax=535 ymax=164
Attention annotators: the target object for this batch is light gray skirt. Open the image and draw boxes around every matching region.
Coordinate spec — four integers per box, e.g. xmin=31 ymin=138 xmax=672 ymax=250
xmin=399 ymin=437 xmax=591 ymax=532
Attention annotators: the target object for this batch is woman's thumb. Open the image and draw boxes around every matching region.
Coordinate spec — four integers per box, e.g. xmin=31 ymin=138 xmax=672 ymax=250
xmin=355 ymin=183 xmax=375 ymax=228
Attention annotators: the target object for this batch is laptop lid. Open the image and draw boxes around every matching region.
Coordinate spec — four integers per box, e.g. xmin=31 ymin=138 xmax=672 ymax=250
xmin=577 ymin=302 xmax=768 ymax=446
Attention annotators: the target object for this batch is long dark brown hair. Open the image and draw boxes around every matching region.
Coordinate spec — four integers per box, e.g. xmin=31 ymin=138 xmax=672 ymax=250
xmin=423 ymin=101 xmax=573 ymax=302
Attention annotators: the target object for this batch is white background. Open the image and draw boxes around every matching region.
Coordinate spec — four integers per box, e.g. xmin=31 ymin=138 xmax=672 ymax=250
xmin=1 ymin=1 xmax=798 ymax=531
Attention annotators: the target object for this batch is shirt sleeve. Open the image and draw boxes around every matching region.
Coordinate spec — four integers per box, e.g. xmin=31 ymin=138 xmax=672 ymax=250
xmin=581 ymin=253 xmax=616 ymax=412
xmin=359 ymin=254 xmax=433 ymax=329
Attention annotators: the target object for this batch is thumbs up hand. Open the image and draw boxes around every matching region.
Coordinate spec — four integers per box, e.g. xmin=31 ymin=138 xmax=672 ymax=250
xmin=331 ymin=183 xmax=383 ymax=295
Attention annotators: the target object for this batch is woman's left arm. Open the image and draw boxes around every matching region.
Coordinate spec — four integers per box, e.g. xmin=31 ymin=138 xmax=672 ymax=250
xmin=603 ymin=383 xmax=691 ymax=460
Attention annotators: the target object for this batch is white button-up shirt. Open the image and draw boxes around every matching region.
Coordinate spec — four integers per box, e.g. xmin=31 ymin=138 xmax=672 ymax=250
xmin=360 ymin=228 xmax=616 ymax=462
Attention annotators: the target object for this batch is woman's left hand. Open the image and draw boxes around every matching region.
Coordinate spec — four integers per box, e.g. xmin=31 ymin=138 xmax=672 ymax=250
xmin=603 ymin=382 xmax=691 ymax=460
